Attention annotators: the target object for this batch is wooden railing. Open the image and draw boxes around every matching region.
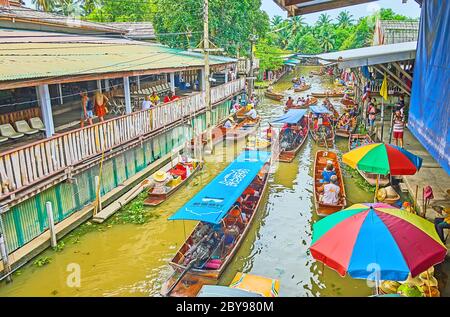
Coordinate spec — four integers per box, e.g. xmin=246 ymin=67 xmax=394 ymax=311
xmin=0 ymin=79 xmax=243 ymax=200
xmin=211 ymin=77 xmax=245 ymax=105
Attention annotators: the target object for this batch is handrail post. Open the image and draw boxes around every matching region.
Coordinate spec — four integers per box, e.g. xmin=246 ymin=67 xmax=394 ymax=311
xmin=45 ymin=202 xmax=57 ymax=248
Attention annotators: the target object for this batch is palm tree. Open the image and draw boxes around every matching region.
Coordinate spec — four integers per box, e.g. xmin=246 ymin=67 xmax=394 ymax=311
xmin=288 ymin=15 xmax=306 ymax=36
xmin=270 ymin=15 xmax=283 ymax=29
xmin=33 ymin=0 xmax=57 ymax=11
xmin=278 ymin=27 xmax=291 ymax=49
xmin=318 ymin=26 xmax=334 ymax=52
xmin=55 ymin=0 xmax=81 ymax=16
xmin=337 ymin=10 xmax=354 ymax=28
xmin=316 ymin=13 xmax=332 ymax=28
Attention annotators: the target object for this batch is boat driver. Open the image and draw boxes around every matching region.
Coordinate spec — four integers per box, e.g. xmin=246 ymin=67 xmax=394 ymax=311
xmin=319 ymin=175 xmax=341 ymax=205
xmin=245 ymin=104 xmax=258 ymax=120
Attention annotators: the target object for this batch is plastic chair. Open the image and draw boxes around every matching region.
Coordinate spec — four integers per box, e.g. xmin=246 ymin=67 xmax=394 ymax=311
xmin=15 ymin=120 xmax=39 ymax=135
xmin=0 ymin=124 xmax=24 ymax=139
xmin=29 ymin=117 xmax=46 ymax=132
xmin=0 ymin=135 xmax=8 ymax=143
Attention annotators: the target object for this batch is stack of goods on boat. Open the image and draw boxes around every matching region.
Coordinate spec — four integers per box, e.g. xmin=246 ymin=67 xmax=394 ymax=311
xmin=379 ymin=267 xmax=440 ymax=297
xmin=161 ymin=150 xmax=271 ymax=297
xmin=197 ymin=273 xmax=280 ymax=297
xmin=313 ymin=150 xmax=346 ymax=217
xmin=144 ymin=156 xmax=202 ymax=206
xmin=271 ymin=109 xmax=309 ymax=163
xmin=308 ymin=105 xmax=335 ymax=148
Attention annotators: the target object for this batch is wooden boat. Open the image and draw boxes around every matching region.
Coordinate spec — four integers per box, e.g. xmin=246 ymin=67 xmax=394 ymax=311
xmin=224 ymin=116 xmax=261 ymax=141
xmin=188 ymin=124 xmax=227 ymax=150
xmin=294 ymin=83 xmax=311 ymax=92
xmin=313 ymin=150 xmax=347 ymax=217
xmin=286 ymin=97 xmax=318 ymax=110
xmin=143 ymin=160 xmax=201 ymax=206
xmin=277 ymin=116 xmax=309 ymax=163
xmin=309 ymin=118 xmax=334 ymax=148
xmin=335 ymin=114 xmax=356 ymax=138
xmin=197 ymin=272 xmax=280 ymax=297
xmin=161 ymin=151 xmax=271 ymax=297
xmin=264 ymin=90 xmax=284 ymax=101
xmin=348 ymin=134 xmax=390 ymax=186
xmin=244 ymin=136 xmax=271 ymax=150
xmin=341 ymin=98 xmax=357 ymax=106
xmin=312 ymin=90 xmax=354 ymax=98
xmin=310 ymin=70 xmax=324 ymax=76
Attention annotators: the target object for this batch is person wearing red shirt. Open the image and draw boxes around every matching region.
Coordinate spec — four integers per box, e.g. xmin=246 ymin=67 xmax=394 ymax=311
xmin=164 ymin=91 xmax=180 ymax=103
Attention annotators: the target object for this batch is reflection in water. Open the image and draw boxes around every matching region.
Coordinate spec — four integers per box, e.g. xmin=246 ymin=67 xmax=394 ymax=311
xmin=1 ymin=66 xmax=433 ymax=297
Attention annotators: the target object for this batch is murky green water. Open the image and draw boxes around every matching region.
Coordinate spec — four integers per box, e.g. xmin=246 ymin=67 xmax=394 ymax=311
xmin=0 ymin=66 xmax=415 ymax=297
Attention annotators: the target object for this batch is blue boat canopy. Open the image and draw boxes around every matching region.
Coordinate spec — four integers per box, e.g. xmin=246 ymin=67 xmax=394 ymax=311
xmin=271 ymin=109 xmax=307 ymax=125
xmin=310 ymin=105 xmax=332 ymax=114
xmin=197 ymin=285 xmax=262 ymax=297
xmin=168 ymin=150 xmax=271 ymax=224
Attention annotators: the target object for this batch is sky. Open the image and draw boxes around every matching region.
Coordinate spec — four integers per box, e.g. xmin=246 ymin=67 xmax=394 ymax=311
xmin=261 ymin=0 xmax=421 ymax=24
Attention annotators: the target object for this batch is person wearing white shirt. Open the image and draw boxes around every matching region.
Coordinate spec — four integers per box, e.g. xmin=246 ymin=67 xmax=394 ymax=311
xmin=142 ymin=95 xmax=152 ymax=110
xmin=320 ymin=175 xmax=340 ymax=205
xmin=245 ymin=108 xmax=258 ymax=120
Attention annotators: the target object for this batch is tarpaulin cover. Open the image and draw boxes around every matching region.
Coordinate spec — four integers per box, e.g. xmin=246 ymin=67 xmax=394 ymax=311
xmin=409 ymin=0 xmax=450 ymax=174
xmin=197 ymin=285 xmax=262 ymax=297
xmin=168 ymin=150 xmax=270 ymax=224
xmin=310 ymin=105 xmax=332 ymax=114
xmin=271 ymin=109 xmax=307 ymax=125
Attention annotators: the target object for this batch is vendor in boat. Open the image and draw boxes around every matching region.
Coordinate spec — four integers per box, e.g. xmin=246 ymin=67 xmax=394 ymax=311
xmin=245 ymin=104 xmax=258 ymax=121
xmin=151 ymin=171 xmax=173 ymax=194
xmin=319 ymin=175 xmax=341 ymax=205
xmin=297 ymin=97 xmax=306 ymax=107
xmin=321 ymin=160 xmax=336 ymax=183
xmin=223 ymin=116 xmax=235 ymax=129
xmin=286 ymin=97 xmax=294 ymax=108
xmin=338 ymin=113 xmax=351 ymax=130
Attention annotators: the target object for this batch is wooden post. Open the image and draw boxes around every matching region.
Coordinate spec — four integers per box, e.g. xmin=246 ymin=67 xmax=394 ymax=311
xmin=45 ymin=201 xmax=57 ymax=248
xmin=94 ymin=175 xmax=102 ymax=214
xmin=36 ymin=84 xmax=55 ymax=138
xmin=58 ymin=83 xmax=64 ymax=105
xmin=123 ymin=77 xmax=132 ymax=114
xmin=104 ymin=79 xmax=110 ymax=92
xmin=170 ymin=73 xmax=175 ymax=93
xmin=137 ymin=75 xmax=141 ymax=92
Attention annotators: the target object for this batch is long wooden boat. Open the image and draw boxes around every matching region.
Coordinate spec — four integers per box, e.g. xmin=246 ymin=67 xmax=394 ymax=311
xmin=286 ymin=97 xmax=318 ymax=110
xmin=294 ymin=83 xmax=311 ymax=92
xmin=310 ymin=70 xmax=325 ymax=76
xmin=348 ymin=134 xmax=390 ymax=186
xmin=224 ymin=116 xmax=261 ymax=141
xmin=312 ymin=91 xmax=354 ymax=98
xmin=264 ymin=90 xmax=284 ymax=101
xmin=341 ymin=98 xmax=357 ymax=107
xmin=309 ymin=119 xmax=334 ymax=148
xmin=161 ymin=151 xmax=271 ymax=297
xmin=313 ymin=150 xmax=347 ymax=217
xmin=278 ymin=118 xmax=309 ymax=163
xmin=143 ymin=160 xmax=202 ymax=206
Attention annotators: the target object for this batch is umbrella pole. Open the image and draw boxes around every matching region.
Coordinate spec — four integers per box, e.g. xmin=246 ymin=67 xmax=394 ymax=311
xmin=374 ymin=174 xmax=379 ymax=203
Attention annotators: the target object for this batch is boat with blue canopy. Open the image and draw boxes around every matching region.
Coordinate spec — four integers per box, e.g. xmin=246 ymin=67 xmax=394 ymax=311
xmin=271 ymin=109 xmax=309 ymax=163
xmin=162 ymin=150 xmax=272 ymax=297
xmin=309 ymin=105 xmax=335 ymax=148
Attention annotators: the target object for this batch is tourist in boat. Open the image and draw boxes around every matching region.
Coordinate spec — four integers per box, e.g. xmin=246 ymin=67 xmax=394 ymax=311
xmin=286 ymin=97 xmax=294 ymax=108
xmin=319 ymin=175 xmax=340 ymax=205
xmin=150 ymin=91 xmax=160 ymax=106
xmin=338 ymin=113 xmax=351 ymax=131
xmin=300 ymin=76 xmax=306 ymax=85
xmin=94 ymin=90 xmax=109 ymax=122
xmin=393 ymin=110 xmax=405 ymax=148
xmin=297 ymin=97 xmax=306 ymax=107
xmin=245 ymin=104 xmax=258 ymax=120
xmin=142 ymin=95 xmax=153 ymax=110
xmin=321 ymin=160 xmax=336 ymax=183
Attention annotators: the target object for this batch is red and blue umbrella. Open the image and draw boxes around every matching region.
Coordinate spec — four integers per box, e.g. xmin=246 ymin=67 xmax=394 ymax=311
xmin=310 ymin=203 xmax=447 ymax=281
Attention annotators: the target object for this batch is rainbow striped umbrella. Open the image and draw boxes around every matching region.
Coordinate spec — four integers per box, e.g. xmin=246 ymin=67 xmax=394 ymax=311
xmin=343 ymin=143 xmax=422 ymax=176
xmin=310 ymin=203 xmax=447 ymax=281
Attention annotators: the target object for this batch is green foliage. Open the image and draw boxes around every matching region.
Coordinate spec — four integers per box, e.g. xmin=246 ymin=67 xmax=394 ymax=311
xmin=52 ymin=241 xmax=65 ymax=252
xmin=294 ymin=33 xmax=322 ymax=55
xmin=110 ymin=193 xmax=159 ymax=225
xmin=33 ymin=257 xmax=52 ymax=267
xmin=86 ymin=0 xmax=152 ymax=22
xmin=254 ymin=39 xmax=285 ymax=72
xmin=149 ymin=0 xmax=269 ymax=56
xmin=378 ymin=8 xmax=415 ymax=21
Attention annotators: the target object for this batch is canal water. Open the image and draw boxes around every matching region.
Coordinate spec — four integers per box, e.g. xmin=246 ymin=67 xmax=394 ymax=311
xmin=0 ymin=66 xmax=401 ymax=297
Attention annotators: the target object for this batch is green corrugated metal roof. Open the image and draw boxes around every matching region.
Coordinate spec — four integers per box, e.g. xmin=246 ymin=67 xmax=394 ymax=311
xmin=0 ymin=41 xmax=236 ymax=82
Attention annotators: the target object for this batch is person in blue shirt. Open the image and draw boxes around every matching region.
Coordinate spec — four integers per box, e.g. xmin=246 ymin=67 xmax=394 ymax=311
xmin=321 ymin=160 xmax=336 ymax=183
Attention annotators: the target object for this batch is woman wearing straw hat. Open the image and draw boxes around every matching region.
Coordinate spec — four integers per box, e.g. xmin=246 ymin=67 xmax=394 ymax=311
xmin=152 ymin=171 xmax=172 ymax=194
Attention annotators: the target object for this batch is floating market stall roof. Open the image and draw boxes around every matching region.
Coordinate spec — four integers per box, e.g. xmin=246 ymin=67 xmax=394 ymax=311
xmin=310 ymin=105 xmax=332 ymax=114
xmin=169 ymin=150 xmax=271 ymax=224
xmin=197 ymin=285 xmax=262 ymax=297
xmin=0 ymin=28 xmax=236 ymax=89
xmin=316 ymin=41 xmax=417 ymax=69
xmin=272 ymin=109 xmax=307 ymax=125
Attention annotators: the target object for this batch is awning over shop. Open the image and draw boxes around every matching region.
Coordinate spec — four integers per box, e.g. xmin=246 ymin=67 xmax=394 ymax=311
xmin=168 ymin=150 xmax=271 ymax=224
xmin=316 ymin=41 xmax=417 ymax=69
xmin=310 ymin=105 xmax=332 ymax=114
